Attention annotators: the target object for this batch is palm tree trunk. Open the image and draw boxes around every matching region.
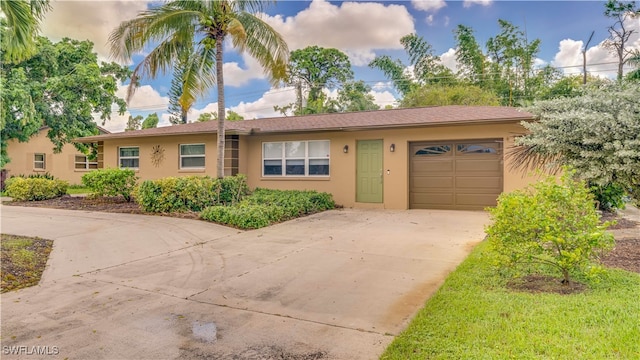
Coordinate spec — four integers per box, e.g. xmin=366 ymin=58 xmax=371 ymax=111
xmin=216 ymin=35 xmax=226 ymax=179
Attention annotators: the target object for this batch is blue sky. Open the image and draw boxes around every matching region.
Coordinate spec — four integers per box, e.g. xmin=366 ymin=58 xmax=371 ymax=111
xmin=39 ymin=0 xmax=639 ymax=132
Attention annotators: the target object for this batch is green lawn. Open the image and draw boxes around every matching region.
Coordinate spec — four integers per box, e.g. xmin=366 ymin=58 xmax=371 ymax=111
xmin=1 ymin=234 xmax=53 ymax=292
xmin=381 ymin=242 xmax=640 ymax=360
xmin=67 ymin=186 xmax=90 ymax=195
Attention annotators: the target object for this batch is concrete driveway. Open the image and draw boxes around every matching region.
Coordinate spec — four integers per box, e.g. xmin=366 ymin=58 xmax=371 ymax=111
xmin=1 ymin=205 xmax=489 ymax=359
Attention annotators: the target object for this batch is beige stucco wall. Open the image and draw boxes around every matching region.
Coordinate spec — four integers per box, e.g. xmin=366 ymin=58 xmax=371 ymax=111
xmin=97 ymin=122 xmax=542 ymax=210
xmin=4 ymin=130 xmax=95 ymax=184
xmin=244 ymin=122 xmax=541 ymax=209
xmin=101 ymin=134 xmax=222 ymax=180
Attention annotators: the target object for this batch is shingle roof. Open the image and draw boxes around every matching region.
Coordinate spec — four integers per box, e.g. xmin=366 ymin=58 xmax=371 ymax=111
xmin=77 ymin=106 xmax=534 ymax=142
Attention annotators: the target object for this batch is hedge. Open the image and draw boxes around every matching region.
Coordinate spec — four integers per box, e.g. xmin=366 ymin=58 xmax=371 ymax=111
xmin=5 ymin=177 xmax=68 ymax=201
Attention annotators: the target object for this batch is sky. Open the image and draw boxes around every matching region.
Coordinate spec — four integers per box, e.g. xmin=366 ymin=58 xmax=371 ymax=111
xmin=38 ymin=0 xmax=640 ymax=133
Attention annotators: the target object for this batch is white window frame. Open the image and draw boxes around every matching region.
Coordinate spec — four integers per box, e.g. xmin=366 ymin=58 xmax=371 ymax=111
xmin=262 ymin=140 xmax=330 ymax=177
xmin=119 ymin=146 xmax=139 ymax=169
xmin=74 ymin=155 xmax=98 ymax=170
xmin=34 ymin=153 xmax=45 ymax=170
xmin=179 ymin=143 xmax=206 ymax=169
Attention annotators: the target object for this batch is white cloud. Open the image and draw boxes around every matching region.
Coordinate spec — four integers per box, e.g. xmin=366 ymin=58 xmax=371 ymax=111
xmin=262 ymin=0 xmax=415 ymax=66
xmin=230 ymin=87 xmax=297 ymax=119
xmin=411 ymin=0 xmax=446 ymax=12
xmin=41 ymin=0 xmax=149 ymax=62
xmin=440 ymin=48 xmax=458 ymax=73
xmin=98 ymin=84 xmax=170 ymax=133
xmin=463 ymin=0 xmax=493 ymax=8
xmin=426 ymin=15 xmax=435 ymax=26
xmin=370 ymin=90 xmax=397 ymax=108
xmin=223 ymin=54 xmax=268 ymax=87
xmin=372 ymin=81 xmax=394 ymax=91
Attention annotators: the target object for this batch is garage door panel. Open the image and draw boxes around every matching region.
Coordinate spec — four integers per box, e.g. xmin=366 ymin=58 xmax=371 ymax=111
xmin=456 ymin=159 xmax=502 ymax=172
xmin=456 ymin=177 xmax=502 ymax=189
xmin=411 ymin=192 xmax=454 ymax=206
xmin=412 ymin=176 xmax=454 ymax=189
xmin=456 ymin=193 xmax=501 ymax=207
xmin=410 ymin=139 xmax=503 ymax=210
xmin=411 ymin=159 xmax=454 ymax=173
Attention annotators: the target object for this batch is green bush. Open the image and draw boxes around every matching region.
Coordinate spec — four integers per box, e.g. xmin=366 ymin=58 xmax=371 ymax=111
xmin=81 ymin=168 xmax=138 ymax=202
xmin=590 ymin=182 xmax=626 ymax=212
xmin=135 ymin=174 xmax=249 ymax=213
xmin=5 ymin=177 xmax=68 ymax=201
xmin=201 ymin=188 xmax=335 ymax=229
xmin=486 ymin=172 xmax=615 ymax=284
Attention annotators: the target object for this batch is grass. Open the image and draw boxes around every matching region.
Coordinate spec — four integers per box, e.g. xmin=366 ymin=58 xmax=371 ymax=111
xmin=67 ymin=185 xmax=90 ymax=195
xmin=1 ymin=234 xmax=53 ymax=292
xmin=381 ymin=241 xmax=640 ymax=360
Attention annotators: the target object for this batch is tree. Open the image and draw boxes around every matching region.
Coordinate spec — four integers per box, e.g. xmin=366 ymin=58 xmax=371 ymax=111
xmin=511 ymin=82 xmax=640 ymax=204
xmin=603 ymin=0 xmax=640 ymax=81
xmin=197 ymin=110 xmax=244 ymax=122
xmin=369 ymin=34 xmax=453 ymax=96
xmin=400 ymin=84 xmax=500 ymax=107
xmin=125 ymin=115 xmax=143 ymax=131
xmin=485 ymin=20 xmax=541 ymax=105
xmin=486 ymin=171 xmax=614 ymax=284
xmin=336 ymin=80 xmax=380 ymax=112
xmin=626 ymin=50 xmax=640 ymax=80
xmin=1 ymin=37 xmax=129 ymax=167
xmin=0 ymin=0 xmax=51 ymax=63
xmin=142 ymin=113 xmax=159 ymax=129
xmin=110 ymin=1 xmax=288 ymax=178
xmin=453 ymin=25 xmax=487 ymax=85
xmin=286 ymin=46 xmax=353 ymax=115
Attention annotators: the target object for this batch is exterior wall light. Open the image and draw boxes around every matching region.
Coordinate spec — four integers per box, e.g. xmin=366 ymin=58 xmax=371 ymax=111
xmin=390 ymin=143 xmax=395 ymax=152
xmin=343 ymin=145 xmax=349 ymax=153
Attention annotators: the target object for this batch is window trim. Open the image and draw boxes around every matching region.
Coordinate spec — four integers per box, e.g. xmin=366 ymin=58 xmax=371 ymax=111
xmin=74 ymin=154 xmax=98 ymax=170
xmin=34 ymin=153 xmax=45 ymax=170
xmin=262 ymin=140 xmax=330 ymax=177
xmin=179 ymin=143 xmax=206 ymax=169
xmin=118 ymin=146 xmax=140 ymax=169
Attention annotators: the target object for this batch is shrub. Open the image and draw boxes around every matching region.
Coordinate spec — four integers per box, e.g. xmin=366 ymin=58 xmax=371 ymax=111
xmin=201 ymin=188 xmax=335 ymax=229
xmin=135 ymin=174 xmax=249 ymax=213
xmin=81 ymin=168 xmax=138 ymax=202
xmin=5 ymin=177 xmax=68 ymax=201
xmin=485 ymin=172 xmax=615 ymax=284
xmin=589 ymin=182 xmax=626 ymax=212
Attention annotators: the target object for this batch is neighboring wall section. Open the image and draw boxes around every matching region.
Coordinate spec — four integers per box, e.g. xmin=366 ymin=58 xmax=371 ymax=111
xmin=4 ymin=130 xmax=97 ymax=184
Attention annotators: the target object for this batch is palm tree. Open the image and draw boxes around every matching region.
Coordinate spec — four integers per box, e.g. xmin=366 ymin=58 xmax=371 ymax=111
xmin=1 ymin=0 xmax=51 ymax=63
xmin=109 ymin=0 xmax=288 ymax=178
xmin=627 ymin=50 xmax=640 ymax=80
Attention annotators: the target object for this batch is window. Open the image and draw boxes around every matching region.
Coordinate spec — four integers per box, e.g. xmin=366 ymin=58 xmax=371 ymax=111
xmin=119 ymin=147 xmax=139 ymax=168
xmin=34 ymin=153 xmax=45 ymax=169
xmin=180 ymin=144 xmax=205 ymax=168
xmin=263 ymin=140 xmax=330 ymax=177
xmin=75 ymin=155 xmax=98 ymax=170
xmin=415 ymin=145 xmax=451 ymax=156
xmin=456 ymin=143 xmax=498 ymax=154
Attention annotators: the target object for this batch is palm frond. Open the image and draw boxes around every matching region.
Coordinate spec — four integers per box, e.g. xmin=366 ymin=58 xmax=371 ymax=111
xmin=235 ymin=12 xmax=289 ymax=85
xmin=507 ymin=141 xmax=562 ymax=175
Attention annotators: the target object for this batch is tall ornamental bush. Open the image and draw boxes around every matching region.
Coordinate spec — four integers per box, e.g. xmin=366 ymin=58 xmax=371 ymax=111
xmin=135 ymin=175 xmax=249 ymax=213
xmin=81 ymin=168 xmax=138 ymax=202
xmin=486 ymin=172 xmax=615 ymax=284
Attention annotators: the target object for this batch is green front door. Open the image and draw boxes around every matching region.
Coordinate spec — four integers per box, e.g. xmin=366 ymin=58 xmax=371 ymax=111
xmin=356 ymin=140 xmax=383 ymax=203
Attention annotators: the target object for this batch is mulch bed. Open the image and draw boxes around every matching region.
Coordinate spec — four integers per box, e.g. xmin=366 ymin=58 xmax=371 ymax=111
xmin=5 ymin=195 xmax=200 ymax=219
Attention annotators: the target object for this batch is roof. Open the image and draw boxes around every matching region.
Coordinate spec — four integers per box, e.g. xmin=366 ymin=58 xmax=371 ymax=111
xmin=76 ymin=106 xmax=534 ymax=143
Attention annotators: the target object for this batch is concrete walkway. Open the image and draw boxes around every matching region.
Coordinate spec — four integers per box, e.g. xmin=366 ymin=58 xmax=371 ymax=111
xmin=1 ymin=205 xmax=489 ymax=359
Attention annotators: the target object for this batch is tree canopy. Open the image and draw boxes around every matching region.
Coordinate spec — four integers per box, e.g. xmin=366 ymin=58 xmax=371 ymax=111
xmin=1 ymin=36 xmax=130 ymax=167
xmin=512 ymin=81 xmax=640 ymax=201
